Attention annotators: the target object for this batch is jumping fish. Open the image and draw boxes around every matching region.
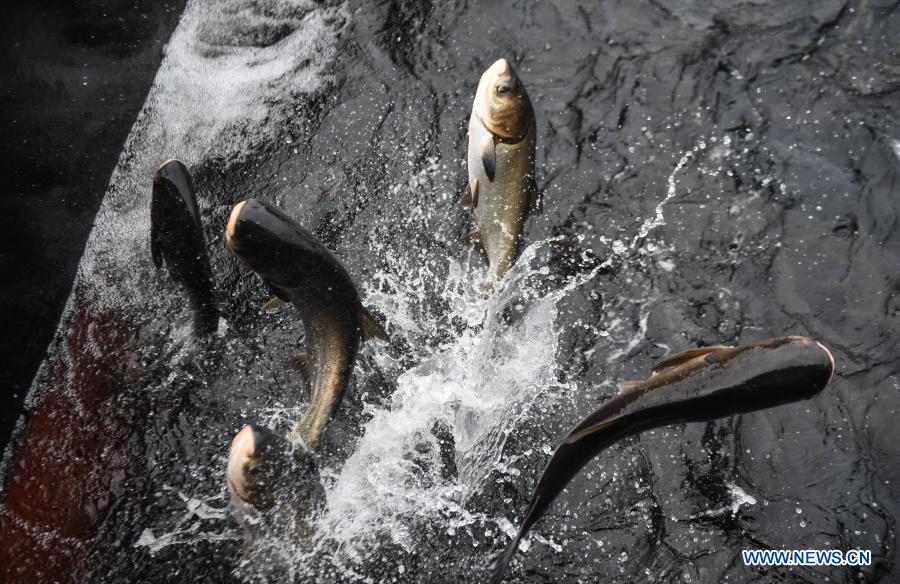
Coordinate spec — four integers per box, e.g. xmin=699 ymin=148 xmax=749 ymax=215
xmin=464 ymin=58 xmax=540 ymax=281
xmin=150 ymin=159 xmax=219 ymax=335
xmin=226 ymin=424 xmax=324 ymax=533
xmin=225 ymin=198 xmax=388 ymax=451
xmin=488 ymin=336 xmax=836 ymax=583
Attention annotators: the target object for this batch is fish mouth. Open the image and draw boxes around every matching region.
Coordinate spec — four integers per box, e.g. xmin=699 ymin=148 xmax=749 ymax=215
xmin=226 ymin=200 xmax=247 ymax=249
xmin=815 ymin=341 xmax=836 ymax=381
xmin=153 ymin=159 xmax=186 ymax=184
xmin=155 ymin=158 xmax=178 ymax=175
xmin=489 ymin=57 xmax=510 ymax=76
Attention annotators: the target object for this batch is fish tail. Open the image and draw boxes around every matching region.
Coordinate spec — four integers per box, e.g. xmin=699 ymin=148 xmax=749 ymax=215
xmin=192 ymin=301 xmax=220 ymax=336
xmin=487 ymin=531 xmax=524 ymax=584
xmin=187 ymin=283 xmax=220 ymax=336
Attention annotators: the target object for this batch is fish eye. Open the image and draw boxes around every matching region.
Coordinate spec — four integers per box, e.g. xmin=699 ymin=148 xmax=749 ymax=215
xmin=495 ymin=83 xmax=511 ymax=96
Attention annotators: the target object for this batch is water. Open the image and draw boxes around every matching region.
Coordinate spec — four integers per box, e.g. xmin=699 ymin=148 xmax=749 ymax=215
xmin=2 ymin=0 xmax=899 ymax=582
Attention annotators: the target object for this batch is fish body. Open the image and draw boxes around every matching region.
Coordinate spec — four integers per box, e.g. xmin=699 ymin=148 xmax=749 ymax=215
xmin=150 ymin=159 xmax=219 ymax=335
xmin=465 ymin=58 xmax=540 ymax=281
xmin=226 ymin=199 xmax=387 ymax=451
xmin=489 ymin=336 xmax=836 ymax=583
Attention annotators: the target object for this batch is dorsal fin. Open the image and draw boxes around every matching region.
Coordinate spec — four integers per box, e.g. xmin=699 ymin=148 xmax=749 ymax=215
xmin=651 ymin=346 xmax=731 ymax=375
xmin=619 ymin=380 xmax=642 ymax=392
xmin=359 ymin=307 xmax=390 ymax=342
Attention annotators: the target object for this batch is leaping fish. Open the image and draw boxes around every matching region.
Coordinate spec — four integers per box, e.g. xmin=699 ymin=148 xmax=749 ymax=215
xmin=224 ymin=198 xmax=388 ymax=510
xmin=488 ymin=336 xmax=836 ymax=583
xmin=464 ymin=58 xmax=541 ymax=281
xmin=150 ymin=159 xmax=219 ymax=335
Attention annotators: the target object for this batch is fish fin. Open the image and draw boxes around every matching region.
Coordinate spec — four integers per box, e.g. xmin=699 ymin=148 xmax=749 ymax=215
xmin=150 ymin=228 xmax=163 ymax=269
xmin=462 ymin=179 xmax=479 ymax=209
xmin=288 ymin=352 xmax=311 ymax=399
xmin=461 ymin=227 xmax=481 ymax=246
xmin=359 ymin=308 xmax=390 ymax=343
xmin=488 ymin=535 xmax=525 ymax=584
xmin=619 ymin=380 xmax=642 ymax=391
xmin=265 ymin=282 xmax=290 ymax=302
xmin=481 ymin=138 xmax=496 ymax=182
xmin=563 ymin=418 xmax=618 ymax=445
xmin=261 ymin=297 xmax=286 ymax=311
xmin=527 ymin=178 xmax=542 ymax=215
xmin=651 ymin=346 xmax=732 ymax=375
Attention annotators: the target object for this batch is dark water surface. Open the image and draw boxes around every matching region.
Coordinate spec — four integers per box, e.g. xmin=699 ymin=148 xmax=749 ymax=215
xmin=0 ymin=0 xmax=187 ymax=450
xmin=1 ymin=0 xmax=899 ymax=583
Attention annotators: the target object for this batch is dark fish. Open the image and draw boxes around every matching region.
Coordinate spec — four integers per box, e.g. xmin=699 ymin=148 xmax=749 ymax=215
xmin=226 ymin=424 xmax=323 ymax=536
xmin=488 ymin=336 xmax=836 ymax=583
xmin=225 ymin=198 xmax=388 ymax=452
xmin=464 ymin=58 xmax=540 ymax=281
xmin=150 ymin=159 xmax=219 ymax=335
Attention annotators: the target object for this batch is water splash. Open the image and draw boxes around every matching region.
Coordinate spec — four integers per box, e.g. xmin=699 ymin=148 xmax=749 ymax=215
xmin=135 ymin=488 xmax=238 ymax=555
xmin=631 ymin=150 xmax=694 ymax=248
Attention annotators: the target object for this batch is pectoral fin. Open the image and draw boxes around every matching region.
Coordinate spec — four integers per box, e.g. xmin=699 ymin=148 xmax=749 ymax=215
xmin=262 ymin=297 xmax=286 ymax=311
xmin=481 ymin=139 xmax=496 ymax=182
xmin=651 ymin=346 xmax=732 ymax=375
xmin=359 ymin=308 xmax=390 ymax=342
xmin=288 ymin=352 xmax=311 ymax=399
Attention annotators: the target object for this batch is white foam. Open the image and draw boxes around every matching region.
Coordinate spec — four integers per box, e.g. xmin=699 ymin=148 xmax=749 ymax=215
xmin=311 ymin=240 xmax=603 ymax=567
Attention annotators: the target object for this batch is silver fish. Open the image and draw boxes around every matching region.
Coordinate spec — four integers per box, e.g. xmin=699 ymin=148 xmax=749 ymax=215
xmin=464 ymin=58 xmax=541 ymax=281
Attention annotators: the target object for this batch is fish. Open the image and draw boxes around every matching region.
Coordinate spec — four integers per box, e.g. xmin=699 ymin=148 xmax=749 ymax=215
xmin=226 ymin=424 xmax=323 ymax=533
xmin=488 ymin=335 xmax=836 ymax=583
xmin=225 ymin=198 xmax=389 ymax=450
xmin=464 ymin=58 xmax=540 ymax=281
xmin=150 ymin=159 xmax=219 ymax=335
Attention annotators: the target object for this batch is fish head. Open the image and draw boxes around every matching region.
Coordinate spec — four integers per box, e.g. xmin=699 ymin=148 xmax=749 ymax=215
xmin=737 ymin=336 xmax=837 ymax=399
xmin=226 ymin=424 xmax=322 ymax=514
xmin=782 ymin=336 xmax=836 ymax=383
xmin=226 ymin=198 xmax=307 ymax=289
xmin=152 ymin=159 xmax=199 ymax=217
xmin=475 ymin=58 xmax=533 ymax=142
